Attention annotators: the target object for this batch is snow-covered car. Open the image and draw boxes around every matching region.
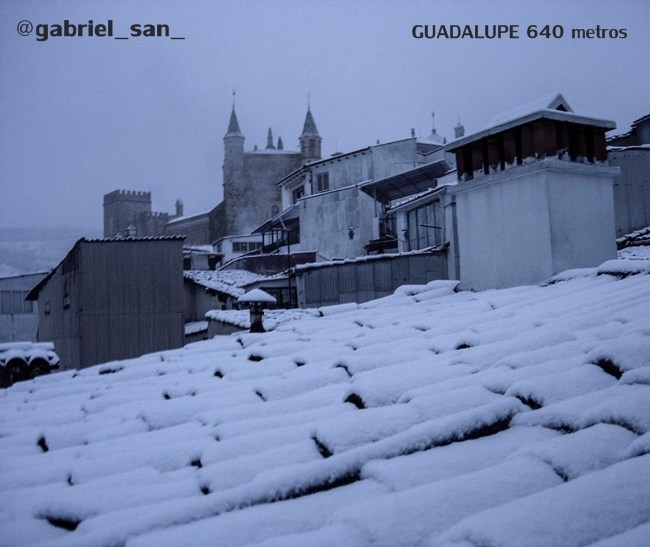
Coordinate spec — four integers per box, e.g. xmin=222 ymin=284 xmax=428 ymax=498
xmin=0 ymin=342 xmax=60 ymax=387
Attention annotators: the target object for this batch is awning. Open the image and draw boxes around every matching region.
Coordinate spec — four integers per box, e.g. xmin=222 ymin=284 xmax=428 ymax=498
xmin=360 ymin=158 xmax=450 ymax=204
xmin=252 ymin=204 xmax=300 ymax=234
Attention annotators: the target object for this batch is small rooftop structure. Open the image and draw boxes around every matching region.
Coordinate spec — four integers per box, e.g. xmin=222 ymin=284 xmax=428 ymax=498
xmin=446 ymin=93 xmax=616 ymax=182
xmin=237 ymin=289 xmax=278 ymax=333
xmin=237 ymin=288 xmax=278 ymax=305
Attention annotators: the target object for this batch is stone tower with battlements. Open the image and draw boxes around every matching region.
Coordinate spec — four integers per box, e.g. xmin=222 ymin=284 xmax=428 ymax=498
xmin=103 ymin=190 xmax=181 ymax=238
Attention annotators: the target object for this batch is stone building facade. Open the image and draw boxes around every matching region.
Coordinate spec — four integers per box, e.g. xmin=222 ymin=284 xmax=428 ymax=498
xmin=103 ymin=190 xmax=183 ymax=239
xmin=103 ymin=106 xmax=321 ymax=246
xmin=212 ymin=106 xmax=322 ymax=241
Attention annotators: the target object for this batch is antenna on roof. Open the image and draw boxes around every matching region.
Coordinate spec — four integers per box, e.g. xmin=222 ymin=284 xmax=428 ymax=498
xmin=307 ymin=91 xmax=311 ymax=111
xmin=232 ymin=88 xmax=236 ymax=107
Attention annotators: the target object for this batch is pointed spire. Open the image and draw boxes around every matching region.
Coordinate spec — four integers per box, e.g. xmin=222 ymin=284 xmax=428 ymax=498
xmin=299 ymin=103 xmax=322 ymax=161
xmin=277 ymin=136 xmax=284 ymax=150
xmin=266 ymin=128 xmax=275 ymax=149
xmin=423 ymin=110 xmax=445 ymax=145
xmin=225 ymin=106 xmax=243 ymax=137
xmin=301 ymin=107 xmax=320 ymax=138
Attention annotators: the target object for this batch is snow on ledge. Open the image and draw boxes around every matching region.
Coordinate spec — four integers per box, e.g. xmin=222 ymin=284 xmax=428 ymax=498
xmin=597 ymin=259 xmax=650 ymax=277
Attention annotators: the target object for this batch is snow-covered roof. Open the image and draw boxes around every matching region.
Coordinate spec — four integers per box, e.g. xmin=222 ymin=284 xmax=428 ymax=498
xmin=166 ymin=209 xmax=211 ymax=226
xmin=1 ymin=255 xmax=649 ymax=547
xmin=183 ymin=245 xmax=217 ymax=254
xmin=184 ymin=321 xmax=208 ymax=336
xmin=184 ymin=270 xmax=277 ymax=298
xmin=294 ymin=246 xmax=447 ymax=272
xmin=608 ymin=144 xmax=650 ymax=152
xmin=616 ymin=225 xmax=650 ymax=250
xmin=487 ymin=92 xmax=573 ymax=128
xmin=418 ymin=130 xmax=446 ymax=146
xmin=206 ymin=308 xmax=319 ymax=330
xmin=447 ymin=93 xmax=616 ymax=152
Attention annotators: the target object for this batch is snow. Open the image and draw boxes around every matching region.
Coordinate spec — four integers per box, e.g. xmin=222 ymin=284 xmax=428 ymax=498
xmin=184 ymin=320 xmax=208 ymax=335
xmin=487 ymin=92 xmax=571 ymax=128
xmin=238 ymin=289 xmax=277 ymax=304
xmin=0 ymin=341 xmax=60 ymax=368
xmin=184 ymin=270 xmax=280 ymax=298
xmin=1 ymin=256 xmax=649 ymax=546
xmin=206 ymin=309 xmax=319 ymax=330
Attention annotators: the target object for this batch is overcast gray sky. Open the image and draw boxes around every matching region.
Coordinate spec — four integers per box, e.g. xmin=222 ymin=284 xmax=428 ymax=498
xmin=1 ymin=0 xmax=648 ymax=233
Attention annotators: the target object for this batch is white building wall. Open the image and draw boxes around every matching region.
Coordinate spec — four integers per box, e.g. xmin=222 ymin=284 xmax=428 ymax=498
xmin=282 ymin=138 xmax=427 ymax=259
xmin=309 ymin=151 xmax=372 ymax=192
xmin=371 ymin=139 xmax=418 ymax=180
xmin=300 ymin=186 xmax=379 ymax=259
xmin=453 ymin=160 xmax=618 ymax=291
xmin=546 ymin=167 xmax=618 ymax=273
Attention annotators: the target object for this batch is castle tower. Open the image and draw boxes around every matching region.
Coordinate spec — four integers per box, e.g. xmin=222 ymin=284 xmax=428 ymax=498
xmin=217 ymin=102 xmax=314 ymax=241
xmin=174 ymin=199 xmax=184 ymax=218
xmin=299 ymin=107 xmax=322 ymax=162
xmin=103 ymin=190 xmax=152 ymax=238
xmin=222 ymin=105 xmax=246 ymax=236
xmin=224 ymin=106 xmax=245 ymax=158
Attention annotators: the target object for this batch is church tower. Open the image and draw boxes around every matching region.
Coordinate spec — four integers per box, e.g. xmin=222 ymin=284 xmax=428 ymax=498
xmin=299 ymin=107 xmax=322 ymax=163
xmin=222 ymin=105 xmax=246 ymax=236
xmin=224 ymin=106 xmax=245 ymax=158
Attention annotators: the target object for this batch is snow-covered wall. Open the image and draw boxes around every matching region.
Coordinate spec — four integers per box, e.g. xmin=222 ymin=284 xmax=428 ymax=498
xmin=454 ymin=159 xmax=618 ymax=291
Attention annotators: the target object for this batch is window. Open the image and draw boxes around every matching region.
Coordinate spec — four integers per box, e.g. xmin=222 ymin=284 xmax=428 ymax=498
xmin=233 ymin=241 xmax=263 ymax=253
xmin=292 ymin=186 xmax=304 ymax=204
xmin=0 ymin=290 xmax=35 ymax=314
xmin=316 ymin=172 xmax=330 ymax=193
xmin=0 ymin=291 xmax=10 ymax=314
xmin=406 ymin=200 xmax=442 ymax=251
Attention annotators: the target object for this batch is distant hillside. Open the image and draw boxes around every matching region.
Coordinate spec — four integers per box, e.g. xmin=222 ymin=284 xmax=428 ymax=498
xmin=0 ymin=226 xmax=101 ymax=278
